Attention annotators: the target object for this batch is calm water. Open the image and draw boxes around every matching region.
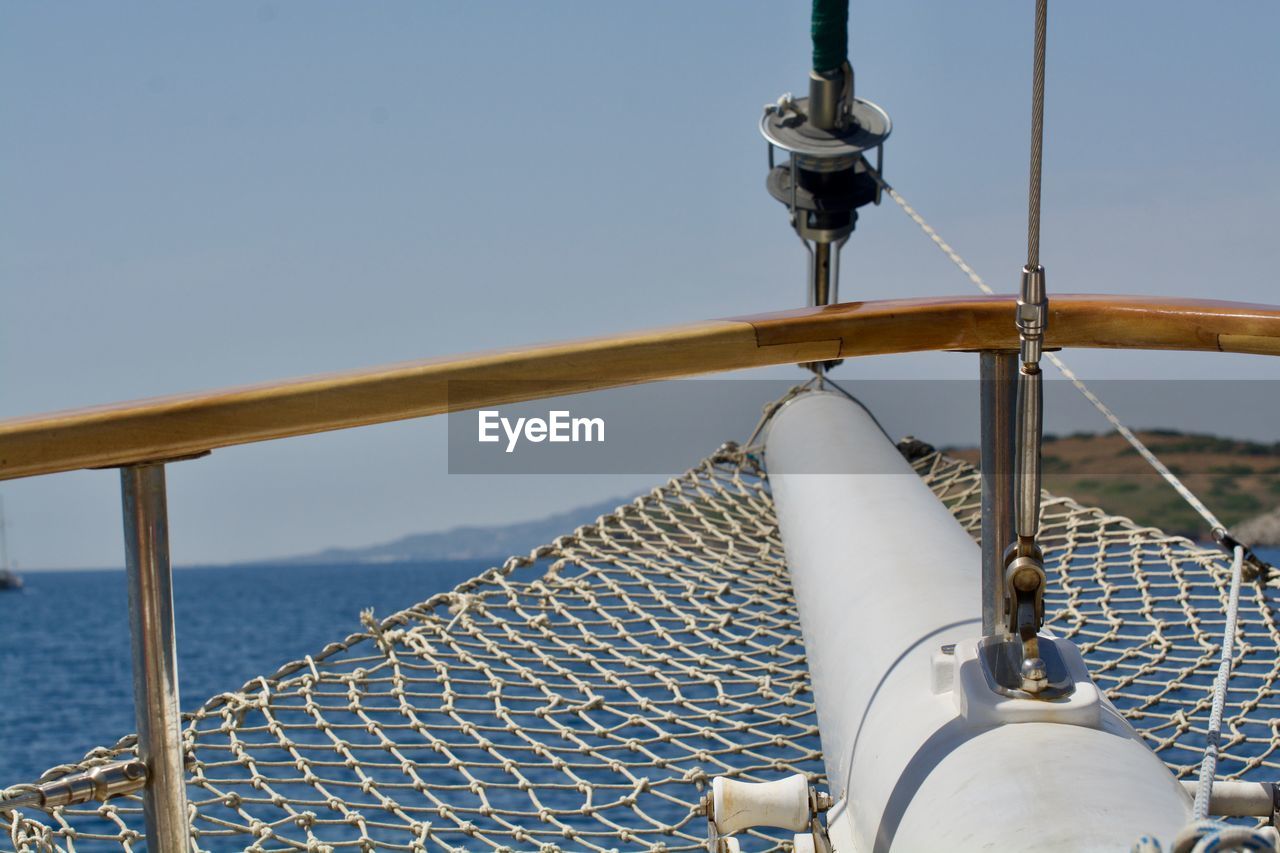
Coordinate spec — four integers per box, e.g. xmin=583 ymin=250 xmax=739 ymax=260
xmin=0 ymin=560 xmax=490 ymax=786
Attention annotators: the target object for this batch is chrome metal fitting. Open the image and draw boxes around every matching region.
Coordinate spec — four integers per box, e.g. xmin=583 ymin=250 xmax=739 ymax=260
xmin=1004 ymin=554 xmax=1046 ymax=627
xmin=1016 ymin=265 xmax=1048 ymax=366
xmin=761 ymin=68 xmax=891 ymax=318
xmin=978 ymin=634 xmax=1075 ymax=700
xmin=1006 ymin=553 xmax=1045 ymax=595
xmin=760 ymin=90 xmax=889 ymax=170
xmin=767 ymin=94 xmax=803 ymax=128
xmin=0 ymin=760 xmax=148 ymax=812
xmin=1214 ymin=527 xmax=1275 ymax=582
xmin=1020 ymin=656 xmax=1049 ymax=694
xmin=807 ymin=61 xmax=855 ymax=131
xmin=1004 ymin=551 xmax=1048 ymax=689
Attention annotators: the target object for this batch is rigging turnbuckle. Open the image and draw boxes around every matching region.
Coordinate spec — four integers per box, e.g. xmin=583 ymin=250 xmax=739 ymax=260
xmin=1003 ymin=264 xmax=1052 ymax=694
xmin=0 ymin=760 xmax=148 ymax=813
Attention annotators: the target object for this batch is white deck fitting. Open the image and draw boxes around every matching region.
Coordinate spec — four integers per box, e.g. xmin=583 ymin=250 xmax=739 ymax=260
xmin=765 ymin=391 xmax=1190 ymax=852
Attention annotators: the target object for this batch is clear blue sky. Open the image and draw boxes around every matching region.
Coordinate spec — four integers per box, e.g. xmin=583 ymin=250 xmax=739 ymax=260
xmin=2 ymin=2 xmax=1278 ymax=568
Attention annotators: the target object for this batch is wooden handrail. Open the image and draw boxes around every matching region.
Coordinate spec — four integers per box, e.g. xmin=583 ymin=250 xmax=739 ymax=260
xmin=4 ymin=293 xmax=1280 ymax=481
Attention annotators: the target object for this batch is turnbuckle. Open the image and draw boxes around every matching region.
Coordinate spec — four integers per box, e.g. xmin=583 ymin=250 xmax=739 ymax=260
xmin=1016 ymin=265 xmax=1047 ymax=366
xmin=1008 ymin=263 xmax=1049 ymax=693
xmin=0 ymin=760 xmax=148 ymax=812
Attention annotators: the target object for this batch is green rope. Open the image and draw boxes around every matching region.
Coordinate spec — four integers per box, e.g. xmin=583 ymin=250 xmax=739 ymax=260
xmin=811 ymin=0 xmax=848 ymax=73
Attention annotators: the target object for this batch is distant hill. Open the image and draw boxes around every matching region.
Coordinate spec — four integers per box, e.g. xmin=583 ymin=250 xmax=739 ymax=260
xmin=271 ymin=430 xmax=1280 ymax=566
xmin=947 ymin=430 xmax=1280 ymax=543
xmin=271 ymin=497 xmax=628 ymax=565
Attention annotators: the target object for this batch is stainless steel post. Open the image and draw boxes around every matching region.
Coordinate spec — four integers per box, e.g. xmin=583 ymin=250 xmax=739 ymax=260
xmin=120 ymin=463 xmax=191 ymax=851
xmin=1014 ymin=362 xmax=1044 ymax=544
xmin=809 ymin=241 xmax=834 ymax=307
xmin=979 ymin=351 xmax=1018 ymax=636
xmin=808 ymin=69 xmax=839 ymax=130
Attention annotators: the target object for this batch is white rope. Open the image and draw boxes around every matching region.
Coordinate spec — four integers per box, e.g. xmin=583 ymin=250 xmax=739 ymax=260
xmin=864 ymin=161 xmax=1260 ymax=826
xmin=1044 ymin=358 xmax=1225 ymax=534
xmin=862 ymin=164 xmax=1227 ymax=536
xmin=1193 ymin=544 xmax=1246 ymax=821
xmin=861 ymin=151 xmax=1265 ymax=835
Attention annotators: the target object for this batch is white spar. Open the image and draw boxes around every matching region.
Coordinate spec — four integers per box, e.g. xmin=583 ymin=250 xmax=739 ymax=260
xmin=762 ymin=391 xmax=1189 ymax=852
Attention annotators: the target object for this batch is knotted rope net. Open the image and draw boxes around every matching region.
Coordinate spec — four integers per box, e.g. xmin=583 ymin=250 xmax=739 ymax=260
xmin=5 ymin=441 xmax=1278 ymax=851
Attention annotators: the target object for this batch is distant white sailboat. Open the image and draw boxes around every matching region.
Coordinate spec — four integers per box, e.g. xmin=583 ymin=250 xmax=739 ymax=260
xmin=0 ymin=496 xmax=23 ymax=591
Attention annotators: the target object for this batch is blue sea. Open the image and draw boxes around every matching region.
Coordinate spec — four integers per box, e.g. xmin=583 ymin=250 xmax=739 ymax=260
xmin=6 ymin=547 xmax=1280 ymax=836
xmin=0 ymin=560 xmax=491 ymax=787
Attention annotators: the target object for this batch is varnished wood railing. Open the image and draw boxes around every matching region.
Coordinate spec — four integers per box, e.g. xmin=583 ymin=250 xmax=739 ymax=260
xmin=4 ymin=293 xmax=1280 ymax=481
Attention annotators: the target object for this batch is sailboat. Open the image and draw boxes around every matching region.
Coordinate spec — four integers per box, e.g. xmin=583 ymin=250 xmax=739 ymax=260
xmin=3 ymin=2 xmax=1280 ymax=851
xmin=0 ymin=497 xmax=23 ymax=592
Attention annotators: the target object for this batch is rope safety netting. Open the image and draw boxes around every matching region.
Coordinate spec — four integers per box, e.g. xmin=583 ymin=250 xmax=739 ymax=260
xmin=5 ymin=441 xmax=1279 ymax=851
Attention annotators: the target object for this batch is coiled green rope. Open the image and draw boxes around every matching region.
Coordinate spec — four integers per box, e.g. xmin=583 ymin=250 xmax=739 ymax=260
xmin=811 ymin=0 xmax=848 ymax=73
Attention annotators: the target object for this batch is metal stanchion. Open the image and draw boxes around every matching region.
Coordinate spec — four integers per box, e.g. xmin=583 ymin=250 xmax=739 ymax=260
xmin=120 ymin=463 xmax=191 ymax=851
xmin=979 ymin=351 xmax=1018 ymax=637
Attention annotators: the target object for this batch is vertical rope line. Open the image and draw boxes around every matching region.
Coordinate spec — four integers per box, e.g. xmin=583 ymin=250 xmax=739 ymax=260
xmin=1027 ymin=0 xmax=1047 ymax=268
xmin=1193 ymin=544 xmax=1245 ymax=821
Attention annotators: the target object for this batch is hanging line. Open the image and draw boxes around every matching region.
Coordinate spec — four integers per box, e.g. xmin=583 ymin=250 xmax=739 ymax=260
xmin=1193 ymin=544 xmax=1246 ymax=821
xmin=858 ymin=161 xmax=1272 ymax=580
